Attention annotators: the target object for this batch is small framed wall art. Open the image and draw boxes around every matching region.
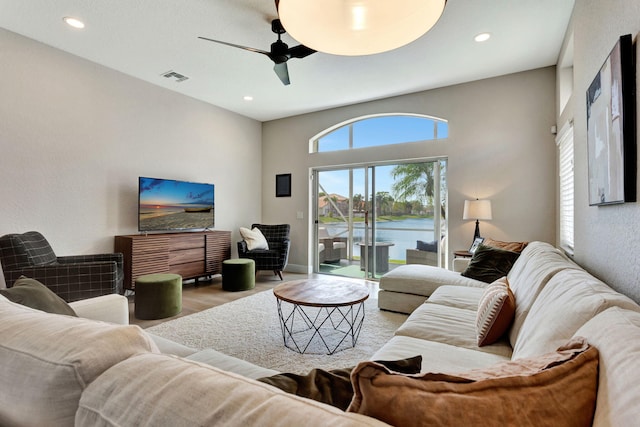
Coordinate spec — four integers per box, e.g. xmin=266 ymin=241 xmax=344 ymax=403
xmin=586 ymin=34 xmax=636 ymax=206
xmin=276 ymin=173 xmax=291 ymax=197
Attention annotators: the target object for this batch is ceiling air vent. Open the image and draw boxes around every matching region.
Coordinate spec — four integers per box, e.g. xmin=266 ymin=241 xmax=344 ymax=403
xmin=161 ymin=70 xmax=189 ymax=82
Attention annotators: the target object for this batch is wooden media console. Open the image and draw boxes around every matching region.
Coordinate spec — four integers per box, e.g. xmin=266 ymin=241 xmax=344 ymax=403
xmin=115 ymin=230 xmax=231 ymax=290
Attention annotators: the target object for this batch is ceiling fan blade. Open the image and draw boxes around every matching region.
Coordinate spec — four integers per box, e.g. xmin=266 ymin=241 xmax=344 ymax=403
xmin=198 ymin=37 xmax=271 ymax=57
xmin=288 ymin=44 xmax=316 ymax=59
xmin=273 ymin=62 xmax=290 ymax=85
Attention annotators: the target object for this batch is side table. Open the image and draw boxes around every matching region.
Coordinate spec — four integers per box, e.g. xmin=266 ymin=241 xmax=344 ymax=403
xmin=453 ymin=250 xmax=473 ymax=258
xmin=357 ymin=242 xmax=395 ymax=273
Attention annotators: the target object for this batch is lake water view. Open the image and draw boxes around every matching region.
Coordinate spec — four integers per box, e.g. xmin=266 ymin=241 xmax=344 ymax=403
xmin=324 ymin=217 xmax=438 ymax=261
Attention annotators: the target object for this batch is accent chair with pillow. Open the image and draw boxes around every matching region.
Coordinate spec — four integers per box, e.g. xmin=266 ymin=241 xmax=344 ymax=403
xmin=238 ymin=224 xmax=290 ymax=280
xmin=406 ymin=236 xmax=447 ymax=267
xmin=318 ymin=227 xmax=347 ymax=264
xmin=0 ymin=231 xmax=123 ymax=302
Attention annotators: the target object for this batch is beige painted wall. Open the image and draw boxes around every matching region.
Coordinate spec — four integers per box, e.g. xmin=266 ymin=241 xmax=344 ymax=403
xmin=262 ymin=67 xmax=558 ymax=272
xmin=561 ymin=0 xmax=640 ymax=302
xmin=0 ymin=29 xmax=262 ymax=256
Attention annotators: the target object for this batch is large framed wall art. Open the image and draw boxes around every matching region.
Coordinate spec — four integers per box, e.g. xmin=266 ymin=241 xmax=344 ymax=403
xmin=586 ymin=34 xmax=636 ymax=206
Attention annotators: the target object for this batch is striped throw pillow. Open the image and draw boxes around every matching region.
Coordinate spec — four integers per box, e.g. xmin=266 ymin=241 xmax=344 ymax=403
xmin=476 ymin=277 xmax=515 ymax=346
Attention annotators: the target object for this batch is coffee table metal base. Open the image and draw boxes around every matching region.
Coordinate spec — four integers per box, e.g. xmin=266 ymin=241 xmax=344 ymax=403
xmin=276 ymin=299 xmax=366 ymax=355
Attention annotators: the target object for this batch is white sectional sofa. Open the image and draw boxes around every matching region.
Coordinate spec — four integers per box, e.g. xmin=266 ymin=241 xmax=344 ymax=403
xmin=2 ymin=241 xmax=640 ymax=426
xmin=373 ymin=242 xmax=640 ymax=425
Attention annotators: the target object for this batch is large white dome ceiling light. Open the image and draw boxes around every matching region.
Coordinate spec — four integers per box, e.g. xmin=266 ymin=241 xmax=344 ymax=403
xmin=277 ymin=0 xmax=447 ymax=56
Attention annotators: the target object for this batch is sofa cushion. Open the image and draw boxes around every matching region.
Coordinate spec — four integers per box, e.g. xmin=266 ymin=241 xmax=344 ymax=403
xmin=185 ymin=348 xmax=279 ymax=379
xmin=146 ymin=332 xmax=199 ymax=357
xmin=461 ymin=245 xmax=520 ymax=283
xmin=0 ymin=276 xmax=77 ymax=316
xmin=505 ymin=242 xmax=580 ymax=347
xmin=68 ymin=294 xmax=130 ymax=325
xmin=371 ymin=335 xmax=509 ymax=374
xmin=574 ymin=307 xmax=640 ymax=427
xmin=76 ymin=353 xmax=389 ymax=427
xmin=377 ymin=289 xmax=428 ymax=314
xmin=348 ymin=337 xmax=598 ymax=427
xmin=506 ymin=241 xmax=567 ymax=287
xmin=394 ymin=302 xmax=513 ymax=358
xmin=512 ymin=268 xmax=640 ymax=359
xmin=426 ymin=285 xmax=485 ymax=311
xmin=240 ymin=226 xmax=269 ymax=251
xmin=0 ymin=297 xmax=158 ymax=426
xmin=476 ymin=277 xmax=515 ymax=346
xmin=379 ymin=264 xmax=486 ymax=297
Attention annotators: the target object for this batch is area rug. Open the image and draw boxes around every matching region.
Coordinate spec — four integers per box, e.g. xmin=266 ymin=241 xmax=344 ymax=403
xmin=146 ymin=289 xmax=408 ymax=374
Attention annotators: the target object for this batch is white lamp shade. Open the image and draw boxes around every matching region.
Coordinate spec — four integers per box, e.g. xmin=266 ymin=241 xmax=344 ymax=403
xmin=463 ymin=199 xmax=492 ymax=220
xmin=277 ymin=0 xmax=447 ymax=56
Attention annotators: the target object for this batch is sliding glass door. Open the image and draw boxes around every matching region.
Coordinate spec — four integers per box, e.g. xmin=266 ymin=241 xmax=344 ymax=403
xmin=313 ymin=159 xmax=447 ymax=279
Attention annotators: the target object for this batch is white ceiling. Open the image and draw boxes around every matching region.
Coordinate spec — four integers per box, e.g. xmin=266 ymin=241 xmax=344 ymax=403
xmin=0 ymin=0 xmax=575 ymax=122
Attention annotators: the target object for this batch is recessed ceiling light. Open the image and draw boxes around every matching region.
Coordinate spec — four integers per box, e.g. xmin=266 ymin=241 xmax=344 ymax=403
xmin=474 ymin=33 xmax=491 ymax=42
xmin=243 ymin=96 xmax=254 ymax=101
xmin=63 ymin=17 xmax=85 ymax=29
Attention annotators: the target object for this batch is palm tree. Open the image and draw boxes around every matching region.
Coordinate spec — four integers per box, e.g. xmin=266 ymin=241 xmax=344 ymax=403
xmin=391 ymin=163 xmax=433 ymax=204
xmin=353 ymin=193 xmax=364 ymax=212
xmin=374 ymin=191 xmax=394 ymax=216
xmin=391 ymin=161 xmax=447 ymax=218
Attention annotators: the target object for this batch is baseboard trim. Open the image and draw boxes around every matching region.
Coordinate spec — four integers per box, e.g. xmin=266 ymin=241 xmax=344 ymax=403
xmin=284 ymin=263 xmax=312 ymax=274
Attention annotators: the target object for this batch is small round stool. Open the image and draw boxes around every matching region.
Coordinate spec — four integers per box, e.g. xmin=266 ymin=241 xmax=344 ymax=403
xmin=134 ymin=273 xmax=182 ymax=320
xmin=222 ymin=259 xmax=255 ymax=291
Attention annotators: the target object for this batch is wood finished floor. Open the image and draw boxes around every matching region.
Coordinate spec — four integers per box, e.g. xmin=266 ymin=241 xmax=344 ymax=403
xmin=128 ymin=271 xmax=378 ymax=329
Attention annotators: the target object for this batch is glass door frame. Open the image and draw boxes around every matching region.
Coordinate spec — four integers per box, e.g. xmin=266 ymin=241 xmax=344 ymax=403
xmin=312 ymin=165 xmax=377 ymax=278
xmin=312 ymin=157 xmax=447 ymax=279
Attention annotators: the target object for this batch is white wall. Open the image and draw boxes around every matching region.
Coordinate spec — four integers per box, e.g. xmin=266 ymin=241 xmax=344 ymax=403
xmin=262 ymin=67 xmax=558 ymax=272
xmin=560 ymin=1 xmax=640 ymax=302
xmin=0 ymin=28 xmax=262 ymax=256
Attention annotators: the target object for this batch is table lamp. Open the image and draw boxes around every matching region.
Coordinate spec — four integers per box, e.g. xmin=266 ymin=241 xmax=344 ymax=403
xmin=463 ymin=199 xmax=492 ymax=240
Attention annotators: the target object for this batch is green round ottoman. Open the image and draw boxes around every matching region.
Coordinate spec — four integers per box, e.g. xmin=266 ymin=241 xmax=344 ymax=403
xmin=222 ymin=259 xmax=255 ymax=291
xmin=134 ymin=273 xmax=182 ymax=320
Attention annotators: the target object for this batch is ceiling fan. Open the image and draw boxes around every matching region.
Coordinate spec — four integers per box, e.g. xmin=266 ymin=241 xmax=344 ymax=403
xmin=198 ymin=18 xmax=316 ymax=86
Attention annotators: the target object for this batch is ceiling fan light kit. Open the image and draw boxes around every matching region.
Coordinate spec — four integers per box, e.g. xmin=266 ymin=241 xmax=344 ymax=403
xmin=277 ymin=0 xmax=447 ymax=56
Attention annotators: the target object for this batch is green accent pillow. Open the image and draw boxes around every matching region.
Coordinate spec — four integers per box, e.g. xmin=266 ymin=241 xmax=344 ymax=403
xmin=461 ymin=244 xmax=520 ymax=283
xmin=0 ymin=276 xmax=77 ymax=316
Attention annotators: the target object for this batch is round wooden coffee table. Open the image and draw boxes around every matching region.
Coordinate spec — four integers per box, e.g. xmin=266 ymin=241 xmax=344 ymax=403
xmin=273 ymin=279 xmax=369 ymax=355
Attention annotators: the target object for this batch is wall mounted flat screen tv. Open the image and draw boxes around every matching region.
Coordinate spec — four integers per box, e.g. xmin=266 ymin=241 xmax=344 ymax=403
xmin=138 ymin=177 xmax=215 ymax=232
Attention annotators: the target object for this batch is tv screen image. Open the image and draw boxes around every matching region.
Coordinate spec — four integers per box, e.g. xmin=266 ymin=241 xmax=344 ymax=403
xmin=138 ymin=177 xmax=215 ymax=232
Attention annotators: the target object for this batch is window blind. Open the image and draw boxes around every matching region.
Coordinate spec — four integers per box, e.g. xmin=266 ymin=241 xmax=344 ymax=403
xmin=557 ymin=124 xmax=574 ymax=253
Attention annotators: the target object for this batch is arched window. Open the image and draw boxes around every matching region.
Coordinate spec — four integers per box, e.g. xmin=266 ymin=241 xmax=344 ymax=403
xmin=311 ymin=114 xmax=448 ymax=153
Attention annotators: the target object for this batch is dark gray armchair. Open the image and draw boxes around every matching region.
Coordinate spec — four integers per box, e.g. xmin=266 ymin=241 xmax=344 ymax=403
xmin=0 ymin=231 xmax=123 ymax=302
xmin=237 ymin=224 xmax=290 ymax=280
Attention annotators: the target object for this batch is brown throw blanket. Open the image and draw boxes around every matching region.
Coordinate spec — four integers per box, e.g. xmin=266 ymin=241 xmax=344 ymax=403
xmin=257 ymin=355 xmax=423 ymax=410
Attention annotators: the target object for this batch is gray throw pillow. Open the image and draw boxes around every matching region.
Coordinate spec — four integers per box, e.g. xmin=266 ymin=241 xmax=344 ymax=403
xmin=0 ymin=276 xmax=77 ymax=316
xmin=417 ymin=240 xmax=438 ymax=252
xmin=461 ymin=244 xmax=520 ymax=284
